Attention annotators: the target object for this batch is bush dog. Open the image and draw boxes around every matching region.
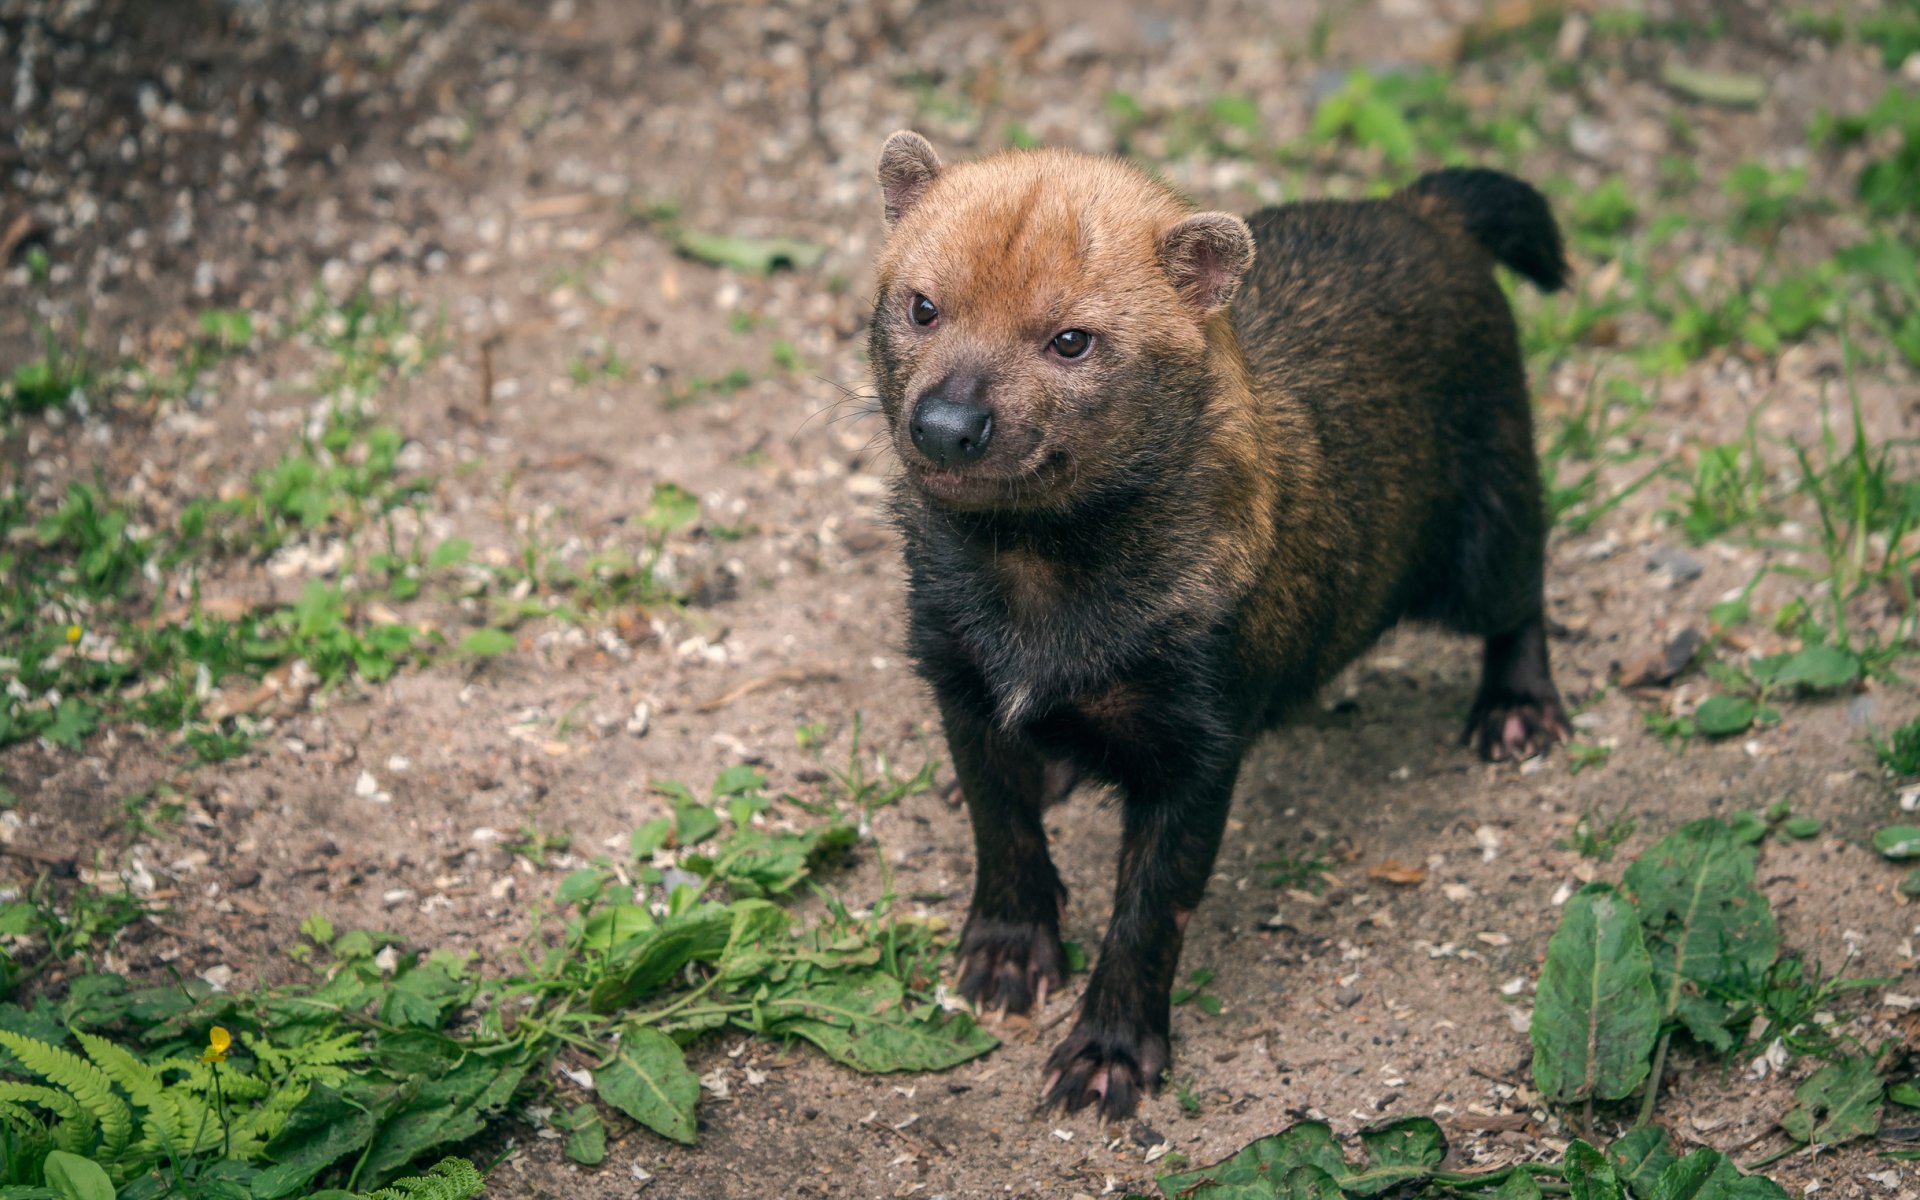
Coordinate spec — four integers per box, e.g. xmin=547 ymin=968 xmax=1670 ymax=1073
xmin=868 ymin=130 xmax=1570 ymax=1119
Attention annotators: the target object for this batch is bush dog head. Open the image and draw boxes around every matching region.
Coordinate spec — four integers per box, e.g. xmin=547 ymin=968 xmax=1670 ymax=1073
xmin=870 ymin=130 xmax=1254 ymax=512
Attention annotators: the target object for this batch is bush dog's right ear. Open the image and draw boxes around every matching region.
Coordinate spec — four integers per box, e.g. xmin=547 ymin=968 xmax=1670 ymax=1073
xmin=878 ymin=131 xmax=942 ymax=227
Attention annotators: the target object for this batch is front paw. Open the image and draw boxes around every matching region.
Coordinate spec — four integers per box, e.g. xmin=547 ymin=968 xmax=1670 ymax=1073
xmin=955 ymin=917 xmax=1065 ymax=1015
xmin=1040 ymin=1017 xmax=1170 ymax=1121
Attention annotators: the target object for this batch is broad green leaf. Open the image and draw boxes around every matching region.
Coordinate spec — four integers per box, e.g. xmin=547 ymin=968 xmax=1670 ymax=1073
xmin=1890 ymin=1082 xmax=1920 ymax=1108
xmin=1607 ymin=1125 xmax=1676 ymax=1191
xmin=710 ymin=764 xmax=767 ymax=797
xmin=1158 ymin=1121 xmax=1348 ymax=1196
xmin=596 ymin=1024 xmax=698 ymax=1144
xmin=630 ymin=817 xmax=673 ymax=859
xmin=715 ymin=899 xmax=791 ymax=986
xmin=1563 ymin=1140 xmax=1626 ymax=1200
xmin=456 ymin=628 xmax=515 ymax=657
xmin=1766 ymin=645 xmax=1859 ymax=691
xmin=42 ymin=1152 xmax=115 ymax=1200
xmin=1623 ymin=819 xmax=1778 ymax=1042
xmin=1781 ymin=816 xmax=1821 ymax=839
xmin=1646 ymin=1148 xmax=1791 ymax=1200
xmin=673 ymin=803 xmax=720 ymax=847
xmin=764 ymin=974 xmax=997 ymax=1073
xmin=358 ymin=1051 xmax=529 ymax=1181
xmin=1277 ymin=1166 xmax=1343 ymax=1200
xmin=1694 ymin=695 xmax=1756 ymax=737
xmin=555 ymin=869 xmax=605 ymax=907
xmin=558 ymin=1103 xmax=606 ymax=1165
xmin=1497 ymin=1172 xmax=1545 ymax=1200
xmin=1727 ymin=809 xmax=1767 ymax=846
xmin=1779 ymin=1054 xmax=1882 ymax=1146
xmin=671 ymin=229 xmax=824 ymax=274
xmin=1529 ymin=884 xmax=1660 ymax=1104
xmin=1874 ymin=825 xmax=1920 ymax=859
xmin=427 ymin=537 xmax=472 ymax=569
xmin=256 ymin=1083 xmax=382 ymax=1197
xmin=588 ymin=906 xmax=733 ymax=1011
xmin=579 ymin=903 xmax=655 ymax=952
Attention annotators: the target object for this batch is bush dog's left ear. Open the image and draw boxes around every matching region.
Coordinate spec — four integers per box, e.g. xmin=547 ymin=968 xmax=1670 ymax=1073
xmin=878 ymin=130 xmax=942 ymax=227
xmin=1158 ymin=212 xmax=1256 ymax=313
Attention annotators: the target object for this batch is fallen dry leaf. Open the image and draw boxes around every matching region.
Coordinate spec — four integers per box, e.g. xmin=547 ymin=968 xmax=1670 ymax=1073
xmin=1368 ymin=860 xmax=1427 ymax=886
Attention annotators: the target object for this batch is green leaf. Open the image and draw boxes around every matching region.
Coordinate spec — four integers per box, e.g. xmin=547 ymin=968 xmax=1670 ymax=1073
xmin=588 ymin=906 xmax=733 ymax=1012
xmin=710 ymin=764 xmax=766 ymax=797
xmin=1607 ymin=1125 xmax=1675 ymax=1192
xmin=41 ymin=1153 xmax=115 ymax=1200
xmin=554 ymin=869 xmax=605 ymax=907
xmin=1889 ymin=1082 xmax=1920 ymax=1108
xmin=638 ymin=482 xmax=700 ymax=531
xmin=1276 ymin=1166 xmax=1343 ymax=1200
xmin=456 ymin=629 xmax=515 ymax=657
xmin=256 ymin=1082 xmax=382 ymax=1197
xmin=1780 ymin=816 xmax=1821 ymax=839
xmin=1623 ymin=819 xmax=1778 ymax=1040
xmin=1497 ymin=1172 xmax=1545 ymax=1200
xmin=427 ymin=538 xmax=472 ymax=569
xmin=1779 ymin=1054 xmax=1882 ymax=1146
xmin=1158 ymin=1121 xmax=1348 ymax=1196
xmin=1660 ymin=63 xmax=1766 ymax=107
xmin=1727 ymin=809 xmax=1767 ymax=846
xmin=1767 ymin=644 xmax=1859 ymax=691
xmin=1345 ymin=1117 xmax=1445 ymax=1193
xmin=358 ymin=1051 xmax=530 ymax=1182
xmin=630 ymin=817 xmax=673 ymax=859
xmin=558 ymin=1103 xmax=606 ymax=1165
xmin=761 ymin=974 xmax=998 ymax=1073
xmin=596 ymin=1024 xmax=698 ymax=1144
xmin=673 ymin=803 xmax=720 ymax=848
xmin=1154 ymin=1119 xmax=1446 ymax=1199
xmin=1529 ymin=884 xmax=1660 ymax=1105
xmin=671 ymin=229 xmax=824 ymax=274
xmin=1873 ymin=825 xmax=1920 ymax=859
xmin=1562 ymin=1140 xmax=1626 ymax=1200
xmin=1694 ymin=695 xmax=1757 ymax=737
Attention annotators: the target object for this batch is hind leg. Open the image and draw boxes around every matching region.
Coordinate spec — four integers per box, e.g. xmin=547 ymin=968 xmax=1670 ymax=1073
xmin=1465 ymin=617 xmax=1570 ymax=760
xmin=1429 ymin=418 xmax=1570 ymax=760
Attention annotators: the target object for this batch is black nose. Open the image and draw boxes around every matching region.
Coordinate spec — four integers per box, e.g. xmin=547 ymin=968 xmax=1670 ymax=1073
xmin=909 ymin=395 xmax=993 ymax=468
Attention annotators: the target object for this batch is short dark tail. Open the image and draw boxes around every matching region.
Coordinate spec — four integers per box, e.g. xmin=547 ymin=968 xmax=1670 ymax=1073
xmin=1398 ymin=167 xmax=1569 ymax=292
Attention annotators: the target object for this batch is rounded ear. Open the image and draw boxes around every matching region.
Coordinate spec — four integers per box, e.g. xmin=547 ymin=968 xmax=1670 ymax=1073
xmin=1158 ymin=212 xmax=1255 ymax=313
xmin=878 ymin=130 xmax=942 ymax=227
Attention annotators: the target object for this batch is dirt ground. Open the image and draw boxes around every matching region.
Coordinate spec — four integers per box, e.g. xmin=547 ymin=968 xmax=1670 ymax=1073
xmin=4 ymin=0 xmax=1918 ymax=1197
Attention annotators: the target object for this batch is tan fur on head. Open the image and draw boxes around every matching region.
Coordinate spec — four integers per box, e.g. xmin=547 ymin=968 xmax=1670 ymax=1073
xmin=873 ymin=143 xmax=1252 ymax=359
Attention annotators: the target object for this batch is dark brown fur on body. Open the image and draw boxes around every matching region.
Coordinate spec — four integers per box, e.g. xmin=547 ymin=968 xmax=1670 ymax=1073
xmin=869 ymin=132 xmax=1570 ymax=1120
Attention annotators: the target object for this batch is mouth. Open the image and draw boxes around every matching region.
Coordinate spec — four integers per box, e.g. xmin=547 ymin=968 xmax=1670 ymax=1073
xmin=907 ymin=461 xmax=1015 ymax=507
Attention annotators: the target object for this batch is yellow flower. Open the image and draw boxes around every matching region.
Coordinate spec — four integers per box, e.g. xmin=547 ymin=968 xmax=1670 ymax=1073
xmin=201 ymin=1025 xmax=231 ymax=1064
xmin=65 ymin=625 xmax=82 ymax=644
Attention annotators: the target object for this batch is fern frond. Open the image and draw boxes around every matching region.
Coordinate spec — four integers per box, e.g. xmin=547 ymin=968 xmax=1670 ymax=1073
xmin=73 ymin=1031 xmax=182 ymax=1149
xmin=0 ymin=1084 xmax=88 ymax=1155
xmin=0 ymin=1098 xmax=41 ymax=1127
xmin=227 ymin=1080 xmax=308 ymax=1160
xmin=362 ymin=1156 xmax=486 ymax=1200
xmin=0 ymin=1031 xmax=130 ymax=1160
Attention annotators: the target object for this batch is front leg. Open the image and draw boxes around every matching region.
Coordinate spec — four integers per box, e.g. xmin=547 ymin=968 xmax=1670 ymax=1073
xmin=1043 ymin=756 xmax=1239 ymax=1120
xmin=943 ymin=699 xmax=1069 ymax=1015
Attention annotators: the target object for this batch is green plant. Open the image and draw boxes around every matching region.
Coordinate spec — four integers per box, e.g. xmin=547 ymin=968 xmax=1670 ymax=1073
xmin=1872 ymin=716 xmax=1920 ymax=776
xmin=1259 ymin=842 xmax=1337 ymax=892
xmin=1555 ymin=803 xmax=1634 ymax=859
xmin=1169 ymin=969 xmax=1223 ymax=1016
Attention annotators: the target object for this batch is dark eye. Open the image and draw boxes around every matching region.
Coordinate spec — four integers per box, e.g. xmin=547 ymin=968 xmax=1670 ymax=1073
xmin=1050 ymin=329 xmax=1091 ymax=358
xmin=911 ymin=294 xmax=938 ymax=326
